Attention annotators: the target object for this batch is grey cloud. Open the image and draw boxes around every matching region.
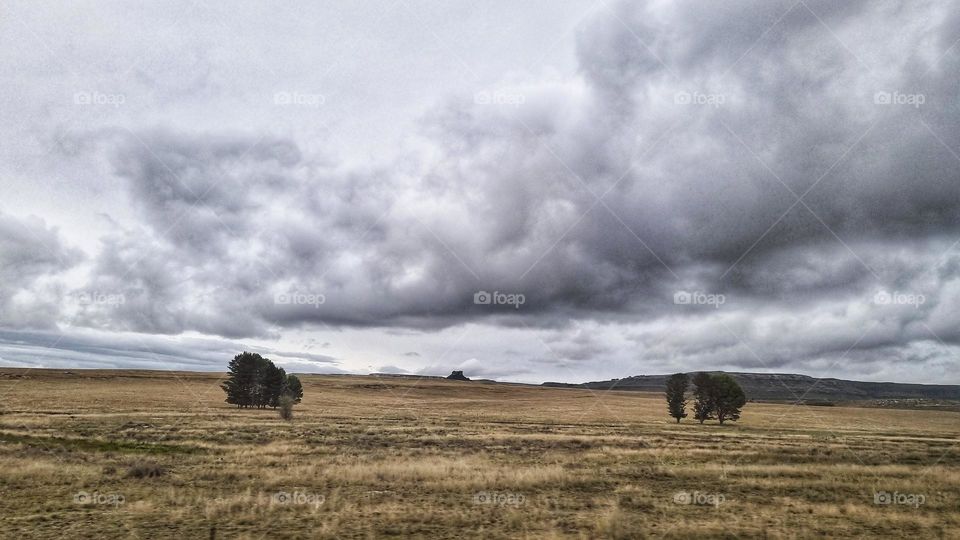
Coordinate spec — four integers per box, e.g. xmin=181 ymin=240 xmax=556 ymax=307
xmin=0 ymin=212 xmax=83 ymax=329
xmin=80 ymin=0 xmax=960 ymax=361
xmin=111 ymin=130 xmax=302 ymax=254
xmin=376 ymin=365 xmax=410 ymax=374
xmin=0 ymin=327 xmax=339 ymax=372
xmin=4 ymin=0 xmax=960 ymax=382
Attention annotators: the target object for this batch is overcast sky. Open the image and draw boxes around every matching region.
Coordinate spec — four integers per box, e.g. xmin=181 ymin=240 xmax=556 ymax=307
xmin=1 ymin=0 xmax=959 ymax=384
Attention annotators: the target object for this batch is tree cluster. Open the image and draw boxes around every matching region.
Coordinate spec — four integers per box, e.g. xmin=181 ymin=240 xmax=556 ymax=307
xmin=665 ymin=372 xmax=746 ymax=424
xmin=221 ymin=352 xmax=304 ymax=408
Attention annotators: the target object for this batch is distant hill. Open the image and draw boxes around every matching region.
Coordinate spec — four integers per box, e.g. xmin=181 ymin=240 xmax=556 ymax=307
xmin=543 ymin=372 xmax=960 ymax=403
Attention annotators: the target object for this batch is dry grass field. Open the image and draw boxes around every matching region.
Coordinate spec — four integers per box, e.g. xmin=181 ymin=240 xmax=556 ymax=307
xmin=0 ymin=369 xmax=958 ymax=539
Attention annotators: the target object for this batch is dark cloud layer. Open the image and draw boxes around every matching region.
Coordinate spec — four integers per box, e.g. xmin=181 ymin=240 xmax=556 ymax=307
xmin=2 ymin=0 xmax=960 ymax=381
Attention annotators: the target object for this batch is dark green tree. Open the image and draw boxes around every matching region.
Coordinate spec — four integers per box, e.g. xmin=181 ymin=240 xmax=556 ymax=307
xmin=692 ymin=372 xmax=715 ymax=424
xmin=711 ymin=373 xmax=747 ymax=424
xmin=265 ymin=365 xmax=287 ymax=408
xmin=222 ymin=352 xmax=297 ymax=409
xmin=283 ymin=374 xmax=303 ymax=404
xmin=665 ymin=373 xmax=689 ymax=423
xmin=251 ymin=355 xmax=274 ymax=408
xmin=221 ymin=352 xmax=260 ymax=408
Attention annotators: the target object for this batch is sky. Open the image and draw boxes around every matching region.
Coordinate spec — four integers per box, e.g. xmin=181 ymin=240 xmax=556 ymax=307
xmin=1 ymin=0 xmax=960 ymax=384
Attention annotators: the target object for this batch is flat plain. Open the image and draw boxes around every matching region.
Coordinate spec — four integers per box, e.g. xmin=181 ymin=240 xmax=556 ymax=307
xmin=0 ymin=369 xmax=958 ymax=539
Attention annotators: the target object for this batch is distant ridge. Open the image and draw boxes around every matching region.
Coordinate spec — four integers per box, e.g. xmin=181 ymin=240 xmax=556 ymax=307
xmin=543 ymin=372 xmax=960 ymax=403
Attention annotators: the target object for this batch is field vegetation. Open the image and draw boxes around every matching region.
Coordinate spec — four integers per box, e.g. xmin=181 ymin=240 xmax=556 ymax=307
xmin=0 ymin=369 xmax=957 ymax=538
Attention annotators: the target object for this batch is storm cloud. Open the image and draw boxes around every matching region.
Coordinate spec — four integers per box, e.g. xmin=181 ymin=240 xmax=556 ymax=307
xmin=1 ymin=0 xmax=959 ymax=382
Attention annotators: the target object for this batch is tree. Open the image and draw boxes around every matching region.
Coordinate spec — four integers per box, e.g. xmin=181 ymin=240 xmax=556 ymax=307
xmin=692 ymin=372 xmax=715 ymax=424
xmin=264 ymin=364 xmax=287 ymax=408
xmin=690 ymin=372 xmax=747 ymax=425
xmin=711 ymin=373 xmax=747 ymax=424
xmin=283 ymin=374 xmax=303 ymax=404
xmin=665 ymin=373 xmax=689 ymax=423
xmin=221 ymin=352 xmax=301 ymax=409
xmin=221 ymin=352 xmax=260 ymax=408
xmin=251 ymin=355 xmax=274 ymax=408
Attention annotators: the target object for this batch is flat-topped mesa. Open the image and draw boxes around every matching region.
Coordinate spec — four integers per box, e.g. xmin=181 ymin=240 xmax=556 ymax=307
xmin=446 ymin=370 xmax=470 ymax=381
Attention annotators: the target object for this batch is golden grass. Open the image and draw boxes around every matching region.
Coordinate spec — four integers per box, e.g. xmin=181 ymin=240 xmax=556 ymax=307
xmin=0 ymin=369 xmax=957 ymax=538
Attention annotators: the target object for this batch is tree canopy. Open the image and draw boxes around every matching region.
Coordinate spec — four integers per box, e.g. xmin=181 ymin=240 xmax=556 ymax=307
xmin=677 ymin=372 xmax=747 ymax=425
xmin=665 ymin=373 xmax=689 ymax=423
xmin=222 ymin=352 xmax=304 ymax=408
xmin=711 ymin=373 xmax=747 ymax=424
xmin=692 ymin=372 xmax=716 ymax=424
